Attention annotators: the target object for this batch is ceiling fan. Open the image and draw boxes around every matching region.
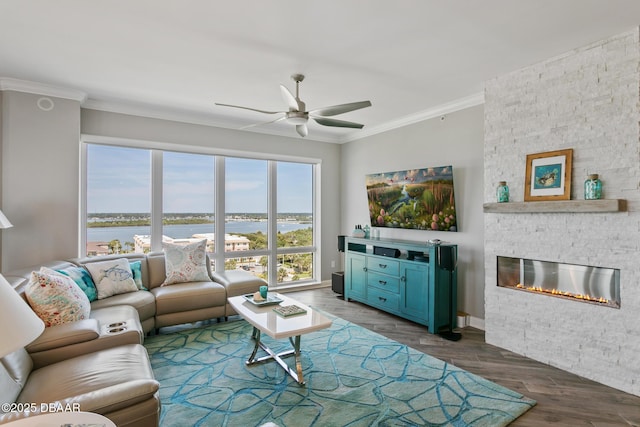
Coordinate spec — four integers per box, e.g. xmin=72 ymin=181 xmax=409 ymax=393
xmin=215 ymin=74 xmax=372 ymax=137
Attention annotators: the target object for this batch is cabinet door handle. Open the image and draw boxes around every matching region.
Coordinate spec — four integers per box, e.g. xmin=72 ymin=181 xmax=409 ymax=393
xmin=401 ymin=276 xmax=406 ymax=282
xmin=363 ymin=267 xmax=368 ymax=272
xmin=378 ymin=263 xmax=387 ymax=269
xmin=378 ymin=296 xmax=387 ymax=302
xmin=378 ymin=280 xmax=387 ymax=285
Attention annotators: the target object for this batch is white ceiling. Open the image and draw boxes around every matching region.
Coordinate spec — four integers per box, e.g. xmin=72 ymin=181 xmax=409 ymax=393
xmin=1 ymin=1 xmax=639 ymax=143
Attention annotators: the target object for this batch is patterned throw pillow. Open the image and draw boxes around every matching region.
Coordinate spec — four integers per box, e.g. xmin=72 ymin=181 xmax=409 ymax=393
xmin=85 ymin=258 xmax=139 ymax=299
xmin=26 ymin=270 xmax=91 ymax=327
xmin=56 ymin=265 xmax=98 ymax=302
xmin=130 ymin=260 xmax=147 ymax=290
xmin=162 ymin=239 xmax=211 ymax=286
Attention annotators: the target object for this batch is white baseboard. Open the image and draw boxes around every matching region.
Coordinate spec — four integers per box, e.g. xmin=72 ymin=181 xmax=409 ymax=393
xmin=468 ymin=316 xmax=485 ymax=331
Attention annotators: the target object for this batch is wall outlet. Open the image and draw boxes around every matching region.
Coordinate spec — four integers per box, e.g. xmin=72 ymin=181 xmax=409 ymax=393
xmin=331 ymin=260 xmax=336 ymax=268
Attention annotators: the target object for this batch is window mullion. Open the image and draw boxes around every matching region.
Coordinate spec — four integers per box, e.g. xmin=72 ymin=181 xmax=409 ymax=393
xmin=313 ymin=162 xmax=320 ymax=282
xmin=268 ymin=160 xmax=277 ymax=286
xmin=214 ymin=156 xmax=225 ymax=271
xmin=79 ymin=143 xmax=88 ymax=257
xmin=150 ymin=150 xmax=163 ymax=253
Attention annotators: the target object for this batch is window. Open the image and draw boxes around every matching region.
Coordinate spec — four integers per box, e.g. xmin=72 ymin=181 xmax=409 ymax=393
xmin=225 ymin=157 xmax=267 ymax=250
xmin=85 ymin=145 xmax=150 ymax=256
xmin=277 ymin=162 xmax=313 ymax=283
xmin=163 ymin=151 xmax=215 ymax=256
xmin=83 ymin=142 xmax=317 ymax=288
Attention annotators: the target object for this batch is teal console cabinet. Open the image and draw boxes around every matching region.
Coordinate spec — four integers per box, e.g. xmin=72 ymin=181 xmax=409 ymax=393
xmin=344 ymin=236 xmax=457 ymax=334
xmin=345 ymin=251 xmax=366 ymax=300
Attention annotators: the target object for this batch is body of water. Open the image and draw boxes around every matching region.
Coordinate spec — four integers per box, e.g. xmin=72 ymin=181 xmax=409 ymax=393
xmin=87 ymin=221 xmax=311 ymax=243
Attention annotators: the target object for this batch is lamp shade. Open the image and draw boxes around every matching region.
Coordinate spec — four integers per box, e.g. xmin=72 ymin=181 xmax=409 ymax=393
xmin=0 ymin=273 xmax=45 ymax=358
xmin=0 ymin=210 xmax=12 ymax=229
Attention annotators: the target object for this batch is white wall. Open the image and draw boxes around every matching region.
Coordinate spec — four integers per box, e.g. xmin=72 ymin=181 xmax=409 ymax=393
xmin=80 ymin=109 xmax=343 ymax=282
xmin=484 ymin=28 xmax=640 ymax=396
xmin=340 ymin=106 xmax=485 ymax=322
xmin=1 ymin=91 xmax=81 ymax=271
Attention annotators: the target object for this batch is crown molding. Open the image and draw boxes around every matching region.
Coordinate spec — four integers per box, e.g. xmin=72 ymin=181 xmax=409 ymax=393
xmin=0 ymin=77 xmax=87 ymax=102
xmin=86 ymin=93 xmax=485 ymax=145
xmin=0 ymin=76 xmax=484 ymax=144
xmin=82 ymin=98 xmax=338 ymax=143
xmin=338 ymin=91 xmax=485 ymax=143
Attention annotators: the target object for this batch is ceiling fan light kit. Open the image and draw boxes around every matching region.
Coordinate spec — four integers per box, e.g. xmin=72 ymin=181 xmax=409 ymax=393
xmin=215 ymin=74 xmax=372 ymax=137
xmin=285 ymin=111 xmax=308 ymax=125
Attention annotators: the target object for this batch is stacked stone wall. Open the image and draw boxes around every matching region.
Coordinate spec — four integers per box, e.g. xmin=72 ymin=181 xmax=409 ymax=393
xmin=484 ymin=28 xmax=640 ymax=396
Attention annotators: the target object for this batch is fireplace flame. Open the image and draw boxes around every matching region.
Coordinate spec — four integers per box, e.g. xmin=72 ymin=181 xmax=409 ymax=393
xmin=515 ymin=283 xmax=611 ymax=305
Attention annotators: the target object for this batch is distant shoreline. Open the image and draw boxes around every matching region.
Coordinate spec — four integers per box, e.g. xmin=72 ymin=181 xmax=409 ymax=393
xmin=87 ymin=214 xmax=312 ymax=228
xmin=86 ymin=221 xmax=312 ymax=244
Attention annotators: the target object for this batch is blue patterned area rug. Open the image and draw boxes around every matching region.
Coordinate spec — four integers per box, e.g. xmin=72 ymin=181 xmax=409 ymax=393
xmin=144 ymin=315 xmax=535 ymax=427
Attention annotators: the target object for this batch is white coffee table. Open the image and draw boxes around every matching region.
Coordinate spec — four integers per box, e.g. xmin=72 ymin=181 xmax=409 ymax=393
xmin=227 ymin=292 xmax=332 ymax=385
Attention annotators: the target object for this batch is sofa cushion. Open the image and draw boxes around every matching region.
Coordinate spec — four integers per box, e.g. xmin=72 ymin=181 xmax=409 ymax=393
xmin=212 ymin=270 xmax=267 ymax=317
xmin=162 ymin=239 xmax=210 ymax=286
xmin=56 ymin=265 xmax=98 ymax=301
xmin=0 ymin=349 xmax=33 ymax=405
xmin=152 ymin=281 xmax=226 ymax=315
xmin=90 ymin=290 xmax=156 ymax=325
xmin=212 ymin=270 xmax=266 ymax=296
xmin=26 ymin=270 xmax=91 ymax=327
xmin=16 ymin=344 xmax=159 ymax=414
xmin=25 ymin=319 xmax=100 ymax=353
xmin=85 ymin=258 xmax=139 ymax=299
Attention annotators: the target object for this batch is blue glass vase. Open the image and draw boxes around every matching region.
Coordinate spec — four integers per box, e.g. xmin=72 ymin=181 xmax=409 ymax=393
xmin=497 ymin=181 xmax=509 ymax=203
xmin=584 ymin=174 xmax=602 ymax=200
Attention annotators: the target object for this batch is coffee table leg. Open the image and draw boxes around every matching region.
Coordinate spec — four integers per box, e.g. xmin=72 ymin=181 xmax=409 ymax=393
xmin=247 ymin=327 xmax=261 ymax=364
xmin=291 ymin=335 xmax=303 ymax=384
xmin=245 ymin=330 xmax=305 ymax=385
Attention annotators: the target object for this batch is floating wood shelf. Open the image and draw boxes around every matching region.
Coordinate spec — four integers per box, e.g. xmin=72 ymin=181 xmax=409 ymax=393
xmin=483 ymin=199 xmax=626 ymax=213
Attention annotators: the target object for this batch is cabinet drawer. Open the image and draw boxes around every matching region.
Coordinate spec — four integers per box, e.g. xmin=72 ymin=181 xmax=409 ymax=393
xmin=367 ymin=271 xmax=400 ymax=293
xmin=367 ymin=287 xmax=399 ymax=312
xmin=367 ymin=257 xmax=400 ymax=275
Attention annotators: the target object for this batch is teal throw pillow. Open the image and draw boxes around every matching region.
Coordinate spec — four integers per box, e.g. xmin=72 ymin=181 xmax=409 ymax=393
xmin=56 ymin=266 xmax=98 ymax=302
xmin=130 ymin=260 xmax=147 ymax=290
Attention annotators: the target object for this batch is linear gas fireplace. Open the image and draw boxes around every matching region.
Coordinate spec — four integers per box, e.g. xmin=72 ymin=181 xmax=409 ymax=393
xmin=497 ymin=256 xmax=620 ymax=308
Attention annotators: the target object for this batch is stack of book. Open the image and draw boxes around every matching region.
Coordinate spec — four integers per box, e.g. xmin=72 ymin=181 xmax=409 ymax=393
xmin=273 ymin=304 xmax=307 ymax=317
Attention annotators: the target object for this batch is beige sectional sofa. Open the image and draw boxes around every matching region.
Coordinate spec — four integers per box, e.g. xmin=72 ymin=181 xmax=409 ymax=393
xmin=1 ymin=251 xmax=265 ymax=426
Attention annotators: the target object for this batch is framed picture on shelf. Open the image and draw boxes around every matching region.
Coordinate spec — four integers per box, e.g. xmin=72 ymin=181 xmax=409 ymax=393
xmin=524 ymin=149 xmax=573 ymax=201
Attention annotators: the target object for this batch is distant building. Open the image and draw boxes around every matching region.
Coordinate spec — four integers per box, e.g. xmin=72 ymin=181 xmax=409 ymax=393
xmin=86 ymin=241 xmax=110 ymax=256
xmin=133 ymin=233 xmax=249 ymax=253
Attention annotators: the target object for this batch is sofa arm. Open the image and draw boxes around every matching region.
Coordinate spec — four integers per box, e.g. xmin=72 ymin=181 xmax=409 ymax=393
xmin=0 ymin=380 xmax=159 ymax=425
xmin=54 ymin=379 xmax=160 ymax=415
xmin=25 ymin=319 xmax=99 ymax=353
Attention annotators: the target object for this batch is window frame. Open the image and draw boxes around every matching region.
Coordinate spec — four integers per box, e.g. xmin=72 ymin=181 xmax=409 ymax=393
xmin=80 ymin=135 xmax=321 ymax=288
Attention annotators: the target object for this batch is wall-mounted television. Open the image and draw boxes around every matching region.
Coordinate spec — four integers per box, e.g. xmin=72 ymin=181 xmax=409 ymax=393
xmin=366 ymin=165 xmax=457 ymax=231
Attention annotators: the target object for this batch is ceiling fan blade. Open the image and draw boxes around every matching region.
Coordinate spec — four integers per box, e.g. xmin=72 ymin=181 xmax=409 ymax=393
xmin=309 ymin=100 xmax=372 ymax=117
xmin=296 ymin=124 xmax=308 ymax=137
xmin=313 ymin=117 xmax=364 ymax=129
xmin=215 ymin=103 xmax=282 ymax=115
xmin=240 ymin=115 xmax=286 ymax=130
xmin=280 ymin=85 xmax=302 ymax=111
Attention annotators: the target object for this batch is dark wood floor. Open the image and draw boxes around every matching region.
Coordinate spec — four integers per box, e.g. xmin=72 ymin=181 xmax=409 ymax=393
xmin=285 ymin=287 xmax=640 ymax=427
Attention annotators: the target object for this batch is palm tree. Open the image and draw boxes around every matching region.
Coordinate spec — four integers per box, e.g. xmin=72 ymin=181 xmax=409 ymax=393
xmin=124 ymin=241 xmax=135 ymax=253
xmin=260 ymin=256 xmax=268 ymax=274
xmin=109 ymin=239 xmax=122 ymax=254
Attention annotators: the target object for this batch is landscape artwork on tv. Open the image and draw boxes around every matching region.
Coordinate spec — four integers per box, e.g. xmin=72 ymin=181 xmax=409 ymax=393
xmin=366 ymin=165 xmax=457 ymax=231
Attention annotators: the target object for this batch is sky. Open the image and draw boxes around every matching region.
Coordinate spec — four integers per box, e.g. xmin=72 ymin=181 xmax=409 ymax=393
xmin=86 ymin=145 xmax=312 ymax=213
